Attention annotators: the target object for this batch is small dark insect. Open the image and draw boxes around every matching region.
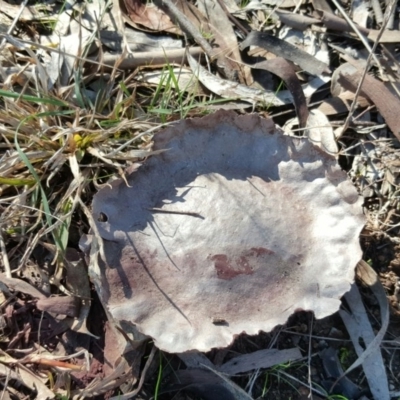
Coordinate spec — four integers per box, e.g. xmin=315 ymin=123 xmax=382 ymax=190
xmin=212 ymin=317 xmax=228 ymax=326
xmin=97 ymin=212 xmax=108 ymax=222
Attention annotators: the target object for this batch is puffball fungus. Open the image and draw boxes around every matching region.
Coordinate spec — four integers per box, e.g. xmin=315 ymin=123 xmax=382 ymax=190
xmin=87 ymin=111 xmax=365 ymax=353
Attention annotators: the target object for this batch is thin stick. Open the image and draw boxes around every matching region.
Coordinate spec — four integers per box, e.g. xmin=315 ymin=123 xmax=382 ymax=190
xmin=307 ymin=314 xmax=314 ymax=399
xmin=0 ymin=0 xmax=28 ymax=50
xmin=340 ymin=0 xmax=396 ymax=135
xmin=0 ymin=34 xmax=203 ymax=71
xmin=147 ymin=207 xmax=203 ymax=218
xmin=154 ymin=0 xmax=214 ymax=57
xmin=330 ymin=0 xmax=380 ymax=67
xmin=215 ymin=0 xmax=249 ymax=35
xmin=0 ymin=229 xmax=11 ymax=278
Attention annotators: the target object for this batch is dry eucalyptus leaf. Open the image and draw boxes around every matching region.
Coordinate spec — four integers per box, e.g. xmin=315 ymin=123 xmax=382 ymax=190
xmin=338 ymin=68 xmax=400 ymax=141
xmin=120 ymin=0 xmax=180 ymax=33
xmin=250 ymin=57 xmax=308 ymax=128
xmin=187 ymin=51 xmax=292 ymax=106
xmin=197 ymin=0 xmax=248 ymax=83
xmin=241 ymin=31 xmax=331 ymax=76
xmin=36 ymin=296 xmax=80 ymax=317
xmin=87 ymin=110 xmax=365 ymax=353
xmin=0 ymin=274 xmax=46 ymax=299
xmin=338 ymin=260 xmax=390 ymax=400
xmin=0 ymin=360 xmax=56 ymax=400
xmin=168 ymin=369 xmax=252 ymax=400
xmin=63 ymin=249 xmax=98 ymax=338
xmin=319 ymin=347 xmax=361 ymax=399
xmin=219 ymin=348 xmax=302 ymax=375
xmin=306 ymin=109 xmax=338 ymax=156
xmin=283 ymin=109 xmax=338 ymax=156
xmin=339 ymin=285 xmax=388 ymax=400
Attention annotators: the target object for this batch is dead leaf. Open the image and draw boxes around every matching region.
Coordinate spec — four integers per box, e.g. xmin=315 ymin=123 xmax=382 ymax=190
xmin=120 ymin=0 xmax=180 ymax=34
xmin=73 ymin=356 xmax=133 ymax=399
xmin=312 ymin=0 xmax=333 ymax=13
xmin=219 ymin=348 xmax=302 ymax=375
xmin=187 ymin=51 xmax=291 ymax=106
xmin=319 ymin=347 xmax=361 ymax=398
xmin=178 ymin=351 xmax=216 ymax=369
xmin=338 ymin=260 xmax=390 ymax=400
xmin=306 ymin=109 xmax=338 ymax=156
xmin=166 ymin=369 xmax=252 ymax=400
xmin=36 ymin=296 xmax=80 ymax=318
xmin=250 ymin=57 xmax=308 ymax=128
xmin=284 ymin=109 xmax=338 ymax=157
xmin=240 ymin=31 xmax=331 ymax=76
xmin=0 ymin=359 xmax=55 ymax=400
xmin=0 ymin=273 xmax=46 ymax=299
xmin=279 ymin=26 xmax=330 ymax=67
xmin=197 ymin=0 xmax=250 ymax=83
xmin=338 ymin=67 xmax=400 ymax=140
xmin=317 ymin=92 xmax=370 ymax=116
xmin=331 ymin=62 xmax=363 ymax=97
xmin=63 ymin=248 xmax=98 ymax=338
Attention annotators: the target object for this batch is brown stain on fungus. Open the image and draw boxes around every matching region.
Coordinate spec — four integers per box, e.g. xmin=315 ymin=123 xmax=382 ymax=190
xmin=211 ymin=247 xmax=274 ymax=280
xmin=250 ymin=247 xmax=274 ymax=256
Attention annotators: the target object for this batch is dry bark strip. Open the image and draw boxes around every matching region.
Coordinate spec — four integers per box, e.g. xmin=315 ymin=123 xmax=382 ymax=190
xmin=338 ymin=69 xmax=400 ymax=140
xmin=240 ymin=31 xmax=331 ymax=76
xmin=251 ymin=58 xmax=309 ymax=128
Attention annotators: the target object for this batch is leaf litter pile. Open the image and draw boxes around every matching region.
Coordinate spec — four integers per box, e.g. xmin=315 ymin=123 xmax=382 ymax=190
xmin=0 ymin=0 xmax=400 ymax=399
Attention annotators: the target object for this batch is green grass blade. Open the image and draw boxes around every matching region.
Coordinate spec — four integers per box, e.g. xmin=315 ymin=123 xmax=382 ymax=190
xmin=154 ymin=351 xmax=163 ymax=400
xmin=0 ymin=177 xmax=36 ymax=186
xmin=0 ymin=89 xmax=67 ymax=107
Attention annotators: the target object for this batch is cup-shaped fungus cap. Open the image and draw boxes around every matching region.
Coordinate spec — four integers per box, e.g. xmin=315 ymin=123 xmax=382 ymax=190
xmin=88 ymin=111 xmax=365 ymax=353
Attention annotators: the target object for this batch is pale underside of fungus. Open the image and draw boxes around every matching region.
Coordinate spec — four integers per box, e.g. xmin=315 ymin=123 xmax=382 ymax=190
xmin=87 ymin=110 xmax=365 ymax=353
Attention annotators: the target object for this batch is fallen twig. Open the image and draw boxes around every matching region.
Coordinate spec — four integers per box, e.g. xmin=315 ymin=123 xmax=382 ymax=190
xmin=91 ymin=47 xmax=203 ymax=70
